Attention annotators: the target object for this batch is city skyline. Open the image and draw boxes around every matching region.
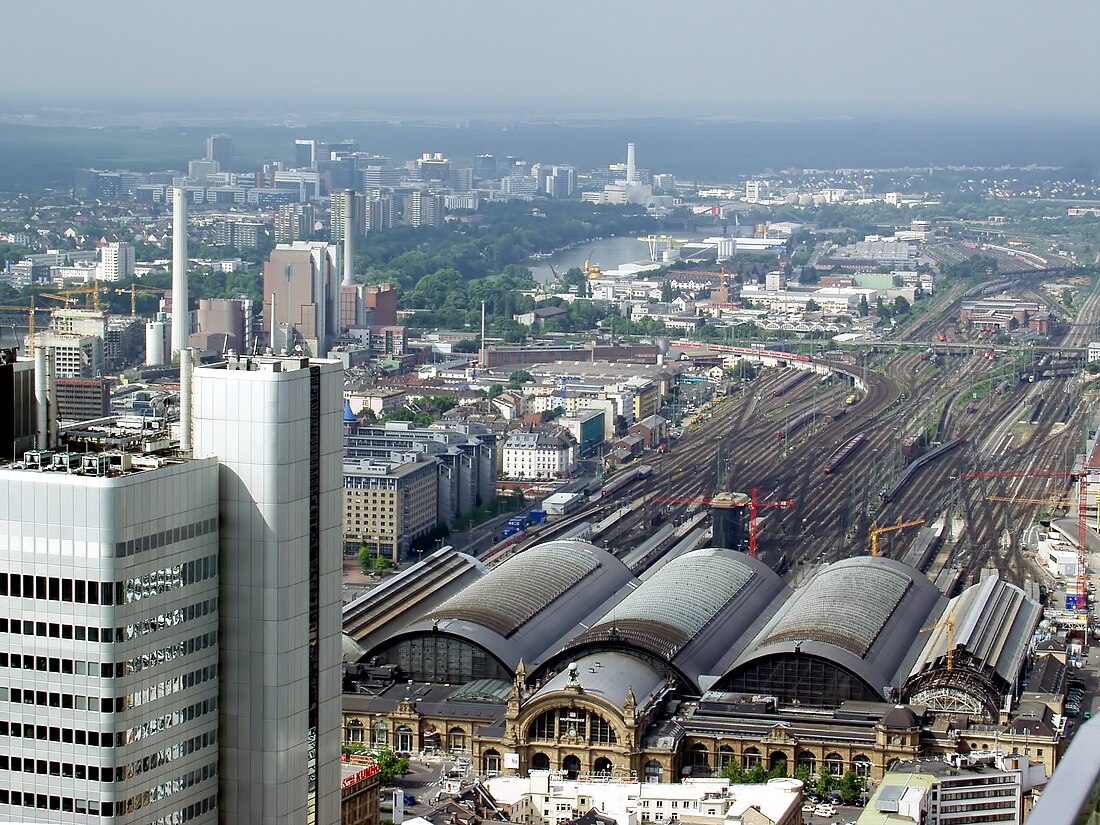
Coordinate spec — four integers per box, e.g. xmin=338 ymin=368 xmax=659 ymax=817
xmin=2 ymin=0 xmax=1098 ymax=120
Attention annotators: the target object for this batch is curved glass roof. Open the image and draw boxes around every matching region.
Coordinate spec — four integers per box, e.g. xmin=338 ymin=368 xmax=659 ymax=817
xmin=761 ymin=561 xmax=912 ymax=657
xmin=429 ymin=540 xmax=602 ymax=637
xmin=591 ymin=549 xmax=755 ymax=653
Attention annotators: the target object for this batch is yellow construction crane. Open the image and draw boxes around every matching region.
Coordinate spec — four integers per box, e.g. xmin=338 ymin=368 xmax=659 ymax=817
xmin=919 ymin=613 xmax=956 ymax=672
xmin=0 ymin=292 xmax=73 ymax=340
xmin=55 ymin=279 xmax=110 ymax=313
xmin=115 ymin=284 xmax=169 ymax=317
xmin=870 ymin=517 xmax=926 ymax=557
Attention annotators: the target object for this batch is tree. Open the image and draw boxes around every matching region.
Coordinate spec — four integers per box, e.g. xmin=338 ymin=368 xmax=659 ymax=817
xmin=794 ymin=764 xmax=813 ymax=788
xmin=746 ymin=763 xmax=769 ymax=784
xmin=837 ymin=769 xmax=865 ymax=804
xmin=509 ymin=369 xmax=534 ymax=385
xmin=805 ymin=299 xmax=821 ymax=312
xmin=815 ymin=765 xmax=835 ymax=798
xmin=893 ymin=295 xmax=912 ymax=315
xmin=858 ymin=294 xmax=870 ymax=317
xmin=768 ymin=759 xmax=788 ymax=779
xmin=1063 ymin=287 xmax=1075 ymax=307
xmin=376 ymin=749 xmax=410 ymax=783
xmin=721 ymin=761 xmax=748 ymax=783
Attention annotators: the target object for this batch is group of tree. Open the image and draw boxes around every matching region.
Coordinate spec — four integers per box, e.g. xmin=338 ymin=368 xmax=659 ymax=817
xmin=720 ymin=759 xmax=865 ymax=803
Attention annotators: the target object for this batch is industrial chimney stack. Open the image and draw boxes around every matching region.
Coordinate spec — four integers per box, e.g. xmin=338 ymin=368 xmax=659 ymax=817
xmin=342 ymin=189 xmax=355 ymax=287
xmin=626 ymin=142 xmax=636 ymax=185
xmin=171 ymin=186 xmax=189 ymax=357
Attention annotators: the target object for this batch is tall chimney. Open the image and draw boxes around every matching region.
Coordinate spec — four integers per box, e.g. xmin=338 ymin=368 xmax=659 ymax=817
xmin=269 ymin=292 xmax=277 ymax=353
xmin=180 ymin=348 xmax=193 ymax=454
xmin=171 ymin=186 xmax=189 ymax=357
xmin=34 ymin=346 xmax=47 ymax=450
xmin=626 ymin=142 xmax=636 ymax=185
xmin=342 ymin=189 xmax=355 ymax=286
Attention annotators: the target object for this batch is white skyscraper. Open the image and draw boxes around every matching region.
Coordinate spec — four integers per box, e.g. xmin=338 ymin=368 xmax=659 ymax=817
xmin=98 ymin=242 xmax=135 ymax=282
xmin=0 ymin=453 xmax=222 ymax=822
xmin=193 ymin=354 xmax=343 ymax=825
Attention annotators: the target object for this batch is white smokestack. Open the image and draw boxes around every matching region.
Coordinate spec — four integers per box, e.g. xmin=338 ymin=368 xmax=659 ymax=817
xmin=180 ymin=348 xmax=193 ymax=454
xmin=171 ymin=187 xmax=189 ymax=357
xmin=342 ymin=189 xmax=355 ymax=286
xmin=269 ymin=292 xmax=276 ymax=353
xmin=626 ymin=142 xmax=636 ymax=184
xmin=34 ymin=346 xmax=47 ymax=450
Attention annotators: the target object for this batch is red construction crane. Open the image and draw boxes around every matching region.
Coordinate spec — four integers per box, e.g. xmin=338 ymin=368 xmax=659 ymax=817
xmin=960 ymin=469 xmax=1089 ymax=614
xmin=654 ymin=487 xmax=794 ymax=557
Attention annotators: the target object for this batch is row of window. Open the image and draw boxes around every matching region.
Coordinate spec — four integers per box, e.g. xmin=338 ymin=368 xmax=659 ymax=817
xmin=125 ymin=663 xmax=217 ymax=710
xmin=113 ymin=518 xmax=216 ymax=560
xmin=121 ymin=759 xmax=216 ymax=818
xmin=122 ymin=695 xmax=218 ymax=746
xmin=0 ymin=790 xmax=216 ymax=821
xmin=0 ymin=631 xmax=215 ymax=682
xmin=0 ymin=695 xmax=217 ymax=747
xmin=0 ymin=726 xmax=216 ymax=783
xmin=119 ymin=629 xmax=217 ymax=678
xmin=1 ymin=598 xmax=216 ymax=644
xmin=0 ymin=555 xmax=216 ymax=606
xmin=3 ymin=687 xmax=115 ymax=712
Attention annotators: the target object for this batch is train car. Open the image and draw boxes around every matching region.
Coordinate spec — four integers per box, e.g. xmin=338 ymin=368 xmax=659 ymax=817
xmin=965 ymin=402 xmax=978 ymax=414
xmin=902 ymin=431 xmax=926 ymax=457
xmin=770 ymin=370 xmax=812 ymax=398
xmin=774 ymin=409 xmax=818 ymax=440
xmin=881 ymin=439 xmax=963 ymax=504
xmin=844 ymin=393 xmax=859 ymax=406
xmin=994 ymin=380 xmax=1010 ymax=396
xmin=822 ymin=433 xmax=866 ymax=474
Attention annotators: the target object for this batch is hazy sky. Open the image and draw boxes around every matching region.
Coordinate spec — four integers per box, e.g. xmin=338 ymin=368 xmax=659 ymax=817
xmin=6 ymin=0 xmax=1098 ymax=119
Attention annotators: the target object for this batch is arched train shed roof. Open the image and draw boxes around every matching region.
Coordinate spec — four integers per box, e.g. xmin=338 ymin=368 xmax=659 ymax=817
xmin=362 ymin=540 xmax=635 ymax=674
xmin=718 ymin=556 xmax=945 ymax=699
xmin=543 ymin=548 xmax=789 ymax=689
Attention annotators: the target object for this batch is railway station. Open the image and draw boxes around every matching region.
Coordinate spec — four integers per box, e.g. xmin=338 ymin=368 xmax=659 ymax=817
xmin=341 ymin=540 xmax=1050 ymax=783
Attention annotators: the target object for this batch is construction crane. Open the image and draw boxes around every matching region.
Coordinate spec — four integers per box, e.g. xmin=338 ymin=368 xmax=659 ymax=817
xmin=870 ymin=518 xmax=926 ymax=557
xmin=962 ymin=469 xmax=1089 ymax=614
xmin=0 ymin=292 xmax=72 ymax=340
xmin=115 ymin=284 xmax=169 ymax=317
xmin=918 ymin=613 xmax=955 ymax=672
xmin=654 ymin=487 xmax=793 ymax=557
xmin=55 ymin=279 xmax=110 ymax=313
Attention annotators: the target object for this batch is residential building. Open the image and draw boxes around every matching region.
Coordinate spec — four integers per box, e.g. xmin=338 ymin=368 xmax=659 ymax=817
xmin=331 ymin=190 xmax=366 ymax=243
xmin=405 ymin=190 xmax=444 ymax=228
xmin=745 ymin=180 xmax=770 ymax=203
xmin=417 ymin=153 xmax=450 ymax=183
xmin=276 ymin=202 xmax=316 ymax=243
xmin=365 ymin=192 xmax=396 ymax=232
xmin=98 ymin=241 xmax=134 ymax=282
xmin=193 ymin=354 xmax=344 ymax=825
xmin=212 ymin=219 xmax=266 ymax=250
xmin=501 ymin=431 xmax=576 ymax=480
xmin=343 ymin=456 xmax=439 ymax=562
xmin=559 ymin=410 xmax=605 ymax=454
xmin=0 ymin=450 xmax=222 ymax=823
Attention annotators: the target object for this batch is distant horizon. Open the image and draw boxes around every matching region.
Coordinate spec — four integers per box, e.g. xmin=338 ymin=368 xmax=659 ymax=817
xmin=3 ymin=96 xmax=1100 ymax=129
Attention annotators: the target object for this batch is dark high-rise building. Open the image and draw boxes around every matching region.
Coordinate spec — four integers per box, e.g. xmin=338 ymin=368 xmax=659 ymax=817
xmin=206 ymin=133 xmax=233 ymax=171
xmin=0 ymin=348 xmax=35 ymax=461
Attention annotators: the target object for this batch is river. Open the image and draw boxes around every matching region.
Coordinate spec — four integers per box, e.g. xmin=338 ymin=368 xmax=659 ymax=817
xmin=527 ymin=235 xmax=656 ymax=284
